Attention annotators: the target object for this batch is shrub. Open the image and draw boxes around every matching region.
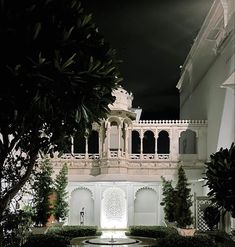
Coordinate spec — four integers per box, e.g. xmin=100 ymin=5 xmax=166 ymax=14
xmin=22 ymin=234 xmax=69 ymax=247
xmin=47 ymin=225 xmax=98 ymax=239
xmin=160 ymin=177 xmax=177 ymax=223
xmin=205 ymin=143 xmax=235 ymax=218
xmin=2 ymin=208 xmax=32 ymax=247
xmin=157 ymin=234 xmax=216 ymax=247
xmin=129 ymin=226 xmax=178 ymax=239
xmin=203 ymin=205 xmax=220 ymax=230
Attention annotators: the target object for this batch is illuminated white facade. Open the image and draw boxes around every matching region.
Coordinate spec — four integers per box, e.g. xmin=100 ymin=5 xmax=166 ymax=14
xmin=53 ymin=87 xmax=207 ymax=228
xmin=177 ymin=0 xmax=235 ymax=229
xmin=177 ymin=0 xmax=235 ymax=156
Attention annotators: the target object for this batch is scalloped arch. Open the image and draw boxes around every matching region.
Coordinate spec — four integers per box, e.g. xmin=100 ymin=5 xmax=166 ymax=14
xmin=134 ymin=186 xmax=157 ymax=200
xmin=71 ymin=186 xmax=94 ymax=200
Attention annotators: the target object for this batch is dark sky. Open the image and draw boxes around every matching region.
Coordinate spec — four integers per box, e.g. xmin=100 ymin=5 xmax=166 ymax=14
xmin=81 ymin=0 xmax=214 ymax=120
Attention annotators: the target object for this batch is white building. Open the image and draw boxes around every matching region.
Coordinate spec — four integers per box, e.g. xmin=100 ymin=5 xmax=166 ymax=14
xmin=53 ymin=87 xmax=207 ymax=229
xmin=177 ymin=0 xmax=234 ymax=156
xmin=177 ymin=0 xmax=235 ymax=229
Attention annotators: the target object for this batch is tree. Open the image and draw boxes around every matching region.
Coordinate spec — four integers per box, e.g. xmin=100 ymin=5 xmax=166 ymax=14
xmin=31 ymin=159 xmax=54 ymax=226
xmin=0 ymin=0 xmax=121 ymax=244
xmin=205 ymin=143 xmax=235 ymax=217
xmin=175 ymin=165 xmax=193 ymax=228
xmin=160 ymin=177 xmax=177 ymax=223
xmin=53 ymin=163 xmax=69 ymax=222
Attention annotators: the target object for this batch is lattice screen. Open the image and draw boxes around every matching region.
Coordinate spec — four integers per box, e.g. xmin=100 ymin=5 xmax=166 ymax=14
xmin=196 ymin=196 xmax=218 ymax=232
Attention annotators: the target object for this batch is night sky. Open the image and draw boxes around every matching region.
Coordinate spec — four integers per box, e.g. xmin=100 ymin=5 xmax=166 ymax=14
xmin=81 ymin=0 xmax=214 ymax=120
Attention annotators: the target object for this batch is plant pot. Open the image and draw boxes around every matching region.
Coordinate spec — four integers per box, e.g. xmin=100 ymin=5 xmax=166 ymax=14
xmin=31 ymin=226 xmax=49 ymax=235
xmin=177 ymin=228 xmax=196 ymax=236
xmin=50 ymin=221 xmax=64 ymax=227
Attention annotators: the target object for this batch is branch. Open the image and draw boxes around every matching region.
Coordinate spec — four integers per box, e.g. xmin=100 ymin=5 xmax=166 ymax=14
xmin=0 ymin=151 xmax=38 ymax=214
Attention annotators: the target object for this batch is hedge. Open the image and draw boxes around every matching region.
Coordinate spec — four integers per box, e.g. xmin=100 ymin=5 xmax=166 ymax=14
xmin=47 ymin=225 xmax=98 ymax=239
xmin=157 ymin=234 xmax=217 ymax=247
xmin=128 ymin=226 xmax=178 ymax=239
xmin=22 ymin=234 xmax=69 ymax=247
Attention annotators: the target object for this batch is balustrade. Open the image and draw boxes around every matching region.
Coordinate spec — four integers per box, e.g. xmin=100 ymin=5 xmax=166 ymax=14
xmin=60 ymin=152 xmax=170 ymax=160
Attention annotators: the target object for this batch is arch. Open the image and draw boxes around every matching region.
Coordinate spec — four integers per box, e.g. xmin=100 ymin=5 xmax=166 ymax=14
xmin=88 ymin=130 xmax=99 ymax=153
xmin=123 ymin=117 xmax=133 ymax=127
xmin=110 ymin=121 xmax=119 ymax=151
xmin=143 ymin=130 xmax=155 ymax=154
xmin=73 ymin=133 xmax=85 ymax=153
xmin=106 ymin=117 xmax=122 ymax=127
xmin=69 ymin=187 xmax=94 ymax=225
xmin=132 ymin=130 xmax=140 ymax=153
xmin=134 ymin=187 xmax=158 ymax=225
xmin=157 ymin=130 xmax=170 ymax=154
xmin=179 ymin=129 xmax=197 ymax=154
xmin=101 ymin=187 xmax=127 ymax=229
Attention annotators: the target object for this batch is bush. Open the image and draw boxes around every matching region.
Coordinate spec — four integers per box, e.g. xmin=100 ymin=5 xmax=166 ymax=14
xmin=47 ymin=225 xmax=98 ymax=239
xmin=129 ymin=226 xmax=178 ymax=239
xmin=157 ymin=234 xmax=216 ymax=247
xmin=22 ymin=234 xmax=69 ymax=247
xmin=2 ymin=208 xmax=33 ymax=247
xmin=203 ymin=205 xmax=220 ymax=230
xmin=207 ymin=231 xmax=235 ymax=247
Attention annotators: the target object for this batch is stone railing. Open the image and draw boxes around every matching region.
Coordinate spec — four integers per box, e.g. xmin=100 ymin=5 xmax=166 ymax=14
xmin=129 ymin=154 xmax=170 ymax=160
xmin=60 ymin=153 xmax=170 ymax=160
xmin=60 ymin=153 xmax=100 ymax=160
xmin=135 ymin=120 xmax=207 ymax=125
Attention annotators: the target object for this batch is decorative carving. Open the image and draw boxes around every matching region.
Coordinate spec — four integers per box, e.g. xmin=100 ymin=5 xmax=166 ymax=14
xmin=102 ymin=187 xmax=126 ymax=221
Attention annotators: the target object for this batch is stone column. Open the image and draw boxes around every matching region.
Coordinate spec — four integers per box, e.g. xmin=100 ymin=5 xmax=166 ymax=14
xmin=125 ymin=124 xmax=129 ymax=158
xmin=85 ymin=136 xmax=88 ymax=159
xmin=118 ymin=125 xmax=121 ymax=157
xmin=71 ymin=136 xmax=74 ymax=154
xmin=99 ymin=130 xmax=102 ymax=158
xmin=170 ymin=129 xmax=180 ymax=161
xmin=140 ymin=129 xmax=143 ymax=159
xmin=107 ymin=122 xmax=111 ymax=158
xmin=154 ymin=130 xmax=158 ymax=160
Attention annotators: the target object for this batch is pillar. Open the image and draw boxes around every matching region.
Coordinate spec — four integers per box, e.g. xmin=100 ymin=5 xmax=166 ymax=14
xmin=140 ymin=129 xmax=143 ymax=159
xmin=118 ymin=125 xmax=121 ymax=157
xmin=154 ymin=130 xmax=158 ymax=159
xmin=71 ymin=136 xmax=74 ymax=154
xmin=85 ymin=136 xmax=88 ymax=159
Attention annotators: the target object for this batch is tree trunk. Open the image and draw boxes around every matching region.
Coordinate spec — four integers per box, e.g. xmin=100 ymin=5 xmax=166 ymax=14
xmin=0 ymin=224 xmax=3 ymax=247
xmin=0 ymin=150 xmax=38 ymax=247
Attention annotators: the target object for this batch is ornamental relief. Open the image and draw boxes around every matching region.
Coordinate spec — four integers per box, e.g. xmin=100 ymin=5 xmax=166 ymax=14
xmin=102 ymin=187 xmax=126 ymax=220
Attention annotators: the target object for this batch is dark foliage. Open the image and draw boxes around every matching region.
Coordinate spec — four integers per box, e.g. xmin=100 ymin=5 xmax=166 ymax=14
xmin=175 ymin=165 xmax=193 ymax=228
xmin=2 ymin=209 xmax=32 ymax=247
xmin=203 ymin=205 xmax=220 ymax=230
xmin=160 ymin=177 xmax=177 ymax=223
xmin=22 ymin=234 xmax=69 ymax=247
xmin=156 ymin=234 xmax=217 ymax=247
xmin=205 ymin=143 xmax=235 ymax=218
xmin=47 ymin=225 xmax=98 ymax=238
xmin=0 ymin=0 xmax=121 ymax=245
xmin=31 ymin=159 xmax=53 ymax=226
xmin=53 ymin=163 xmax=69 ymax=221
xmin=129 ymin=225 xmax=178 ymax=239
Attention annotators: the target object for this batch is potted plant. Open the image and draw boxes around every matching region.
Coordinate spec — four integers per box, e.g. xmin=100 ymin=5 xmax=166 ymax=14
xmin=175 ymin=165 xmax=195 ymax=236
xmin=160 ymin=177 xmax=177 ymax=226
xmin=161 ymin=166 xmax=194 ymax=236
